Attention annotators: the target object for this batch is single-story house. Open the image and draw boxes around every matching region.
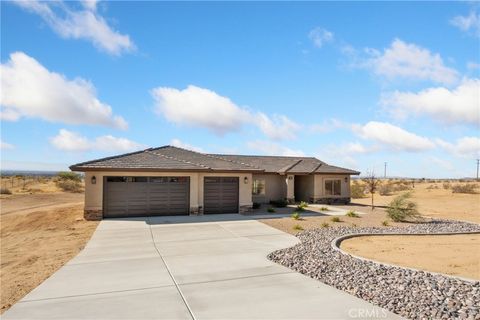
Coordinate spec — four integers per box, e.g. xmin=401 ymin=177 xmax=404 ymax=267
xmin=70 ymin=146 xmax=360 ymax=220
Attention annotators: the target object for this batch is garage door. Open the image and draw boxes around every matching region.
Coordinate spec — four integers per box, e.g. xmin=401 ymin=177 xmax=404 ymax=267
xmin=104 ymin=176 xmax=189 ymax=217
xmin=204 ymin=177 xmax=239 ymax=214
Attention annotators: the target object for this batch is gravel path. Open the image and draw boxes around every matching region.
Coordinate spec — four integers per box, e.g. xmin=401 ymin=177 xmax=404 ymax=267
xmin=268 ymin=220 xmax=480 ymax=320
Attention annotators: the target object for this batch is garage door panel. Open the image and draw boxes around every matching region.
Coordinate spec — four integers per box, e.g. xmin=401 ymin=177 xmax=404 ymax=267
xmin=104 ymin=177 xmax=189 ymax=217
xmin=204 ymin=177 xmax=239 ymax=214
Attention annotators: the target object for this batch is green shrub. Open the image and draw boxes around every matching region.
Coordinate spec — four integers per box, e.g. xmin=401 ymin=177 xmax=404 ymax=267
xmin=331 ymin=216 xmax=342 ymax=223
xmin=345 ymin=210 xmax=359 ymax=218
xmin=350 ymin=183 xmax=366 ymax=198
xmin=291 ymin=212 xmax=301 ymax=220
xmin=56 ymin=180 xmax=83 ymax=193
xmin=319 ymin=206 xmax=329 ymax=211
xmin=321 ymin=222 xmax=329 ymax=228
xmin=293 ymin=224 xmax=304 ymax=231
xmin=386 ymin=192 xmax=421 ymax=222
xmin=267 ymin=207 xmax=276 ymax=213
xmin=252 ymin=202 xmax=261 ymax=209
xmin=382 ymin=220 xmax=389 ymax=226
xmin=57 ymin=171 xmax=82 ymax=182
xmin=270 ymin=199 xmax=288 ymax=208
xmin=451 ymin=184 xmax=478 ymax=194
xmin=0 ymin=188 xmax=12 ymax=195
xmin=296 ymin=201 xmax=308 ymax=211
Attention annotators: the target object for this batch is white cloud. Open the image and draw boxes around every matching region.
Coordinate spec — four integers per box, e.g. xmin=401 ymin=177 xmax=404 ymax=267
xmin=170 ymin=138 xmax=204 ymax=152
xmin=352 ymin=121 xmax=435 ymax=152
xmin=1 ymin=140 xmax=14 ymax=150
xmin=255 ymin=113 xmax=299 ymax=140
xmin=151 ymin=85 xmax=298 ymax=139
xmin=450 ymin=11 xmax=480 ymax=37
xmin=1 ymin=52 xmax=127 ymax=129
xmin=51 ymin=129 xmax=143 ymax=152
xmin=381 ymin=78 xmax=480 ymax=126
xmin=246 ymin=140 xmax=305 ymax=157
xmin=152 ymin=85 xmax=250 ymax=135
xmin=436 ymin=137 xmax=480 ymax=158
xmin=467 ymin=61 xmax=480 ymax=70
xmin=428 ymin=156 xmax=455 ymax=171
xmin=12 ymin=0 xmax=134 ymax=55
xmin=363 ymin=39 xmax=459 ymax=85
xmin=309 ymin=118 xmax=346 ymax=133
xmin=308 ymin=27 xmax=334 ymax=48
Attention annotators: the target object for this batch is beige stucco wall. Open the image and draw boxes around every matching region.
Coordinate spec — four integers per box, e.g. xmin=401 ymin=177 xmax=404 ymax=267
xmin=84 ymin=171 xmax=252 ymax=211
xmin=313 ymin=174 xmax=351 ymax=199
xmin=252 ymin=174 xmax=286 ymax=203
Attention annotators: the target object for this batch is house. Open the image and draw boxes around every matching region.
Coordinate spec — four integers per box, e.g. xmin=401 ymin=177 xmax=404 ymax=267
xmin=70 ymin=146 xmax=360 ymax=220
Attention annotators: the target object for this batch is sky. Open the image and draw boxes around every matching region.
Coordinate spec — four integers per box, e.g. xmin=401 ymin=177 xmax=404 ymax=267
xmin=1 ymin=1 xmax=479 ymax=178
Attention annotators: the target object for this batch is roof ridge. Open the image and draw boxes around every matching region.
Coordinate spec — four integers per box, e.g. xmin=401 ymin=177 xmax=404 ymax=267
xmin=205 ymin=153 xmax=262 ymax=170
xmin=310 ymin=162 xmax=324 ymax=174
xmin=278 ymin=159 xmax=302 ymax=174
xmin=146 ymin=149 xmax=211 ymax=170
xmin=210 ymin=153 xmax=317 ymax=160
xmin=69 ymin=148 xmax=150 ymax=170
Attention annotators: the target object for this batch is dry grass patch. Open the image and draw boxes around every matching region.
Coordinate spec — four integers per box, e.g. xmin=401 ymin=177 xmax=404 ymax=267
xmin=340 ymin=234 xmax=480 ymax=280
xmin=0 ymin=204 xmax=98 ymax=313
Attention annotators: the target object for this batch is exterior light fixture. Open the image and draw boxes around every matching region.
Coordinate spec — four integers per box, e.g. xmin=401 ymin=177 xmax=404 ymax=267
xmin=344 ymin=177 xmax=348 ymax=183
xmin=244 ymin=177 xmax=248 ymax=184
xmin=288 ymin=176 xmax=293 ymax=180
xmin=91 ymin=176 xmax=97 ymax=184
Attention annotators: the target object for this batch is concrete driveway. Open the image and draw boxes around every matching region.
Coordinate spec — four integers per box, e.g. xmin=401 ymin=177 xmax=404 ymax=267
xmin=3 ymin=214 xmax=401 ymax=319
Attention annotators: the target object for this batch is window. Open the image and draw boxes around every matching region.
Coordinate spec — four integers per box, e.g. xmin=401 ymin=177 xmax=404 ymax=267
xmin=325 ymin=179 xmax=341 ymax=196
xmin=107 ymin=176 xmax=127 ymax=182
xmin=252 ymin=179 xmax=265 ymax=195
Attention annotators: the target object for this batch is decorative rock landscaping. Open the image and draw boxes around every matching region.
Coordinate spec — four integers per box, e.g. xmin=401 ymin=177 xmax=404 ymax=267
xmin=268 ymin=220 xmax=480 ymax=320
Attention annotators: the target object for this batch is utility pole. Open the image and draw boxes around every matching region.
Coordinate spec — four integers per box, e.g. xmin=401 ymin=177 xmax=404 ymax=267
xmin=384 ymin=162 xmax=387 ymax=179
xmin=476 ymin=159 xmax=479 ymax=181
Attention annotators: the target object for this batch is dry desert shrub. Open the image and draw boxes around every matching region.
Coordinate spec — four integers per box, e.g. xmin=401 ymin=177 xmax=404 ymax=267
xmin=351 ymin=182 xmax=366 ymax=198
xmin=56 ymin=180 xmax=83 ymax=193
xmin=379 ymin=183 xmax=394 ymax=196
xmin=443 ymin=182 xmax=451 ymax=189
xmin=451 ymin=184 xmax=478 ymax=194
xmin=0 ymin=187 xmax=12 ymax=195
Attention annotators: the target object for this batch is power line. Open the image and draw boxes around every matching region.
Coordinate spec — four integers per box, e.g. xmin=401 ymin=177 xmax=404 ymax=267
xmin=476 ymin=159 xmax=479 ymax=180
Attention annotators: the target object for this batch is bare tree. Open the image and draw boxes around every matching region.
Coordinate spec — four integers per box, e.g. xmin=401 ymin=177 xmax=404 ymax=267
xmin=364 ymin=170 xmax=380 ymax=210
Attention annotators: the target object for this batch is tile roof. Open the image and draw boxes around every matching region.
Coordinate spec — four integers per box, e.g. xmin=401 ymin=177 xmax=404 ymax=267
xmin=70 ymin=146 xmax=360 ymax=175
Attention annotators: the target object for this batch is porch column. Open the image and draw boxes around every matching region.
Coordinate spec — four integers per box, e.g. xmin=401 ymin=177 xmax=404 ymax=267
xmin=286 ymin=174 xmax=295 ymax=203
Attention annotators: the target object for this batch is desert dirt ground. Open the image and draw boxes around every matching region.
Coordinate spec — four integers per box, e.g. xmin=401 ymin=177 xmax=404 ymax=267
xmin=0 ymin=177 xmax=98 ymax=314
xmin=260 ymin=181 xmax=479 ymax=281
xmin=353 ymin=182 xmax=480 ymax=224
xmin=340 ymin=234 xmax=480 ymax=280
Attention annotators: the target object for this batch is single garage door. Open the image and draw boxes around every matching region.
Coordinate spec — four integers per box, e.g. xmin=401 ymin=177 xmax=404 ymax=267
xmin=104 ymin=176 xmax=189 ymax=217
xmin=204 ymin=177 xmax=239 ymax=214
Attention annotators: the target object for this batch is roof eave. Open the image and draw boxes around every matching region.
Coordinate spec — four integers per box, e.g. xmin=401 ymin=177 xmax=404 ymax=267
xmin=69 ymin=166 xmax=264 ymax=173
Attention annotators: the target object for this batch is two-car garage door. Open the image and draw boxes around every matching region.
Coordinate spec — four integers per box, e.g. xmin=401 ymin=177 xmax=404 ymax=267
xmin=104 ymin=176 xmax=190 ymax=217
xmin=104 ymin=176 xmax=239 ymax=217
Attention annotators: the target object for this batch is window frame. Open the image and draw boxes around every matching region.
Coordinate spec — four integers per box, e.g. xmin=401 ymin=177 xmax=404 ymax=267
xmin=252 ymin=179 xmax=266 ymax=196
xmin=324 ymin=179 xmax=341 ymax=196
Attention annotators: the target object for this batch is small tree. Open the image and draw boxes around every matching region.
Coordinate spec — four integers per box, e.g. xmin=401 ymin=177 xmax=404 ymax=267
xmin=387 ymin=192 xmax=421 ymax=222
xmin=57 ymin=171 xmax=82 ymax=182
xmin=364 ymin=171 xmax=380 ymax=210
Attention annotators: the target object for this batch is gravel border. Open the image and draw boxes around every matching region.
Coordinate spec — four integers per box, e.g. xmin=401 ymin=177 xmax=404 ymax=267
xmin=268 ymin=219 xmax=480 ymax=320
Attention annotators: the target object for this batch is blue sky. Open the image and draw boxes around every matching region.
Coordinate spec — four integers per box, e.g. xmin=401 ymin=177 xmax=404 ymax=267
xmin=1 ymin=1 xmax=479 ymax=178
